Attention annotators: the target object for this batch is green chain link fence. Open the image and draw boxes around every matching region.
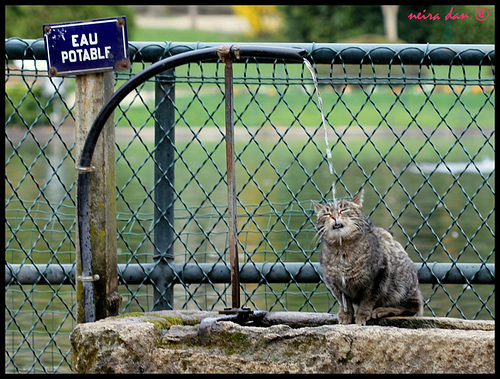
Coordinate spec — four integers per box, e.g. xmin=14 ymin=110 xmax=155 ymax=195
xmin=5 ymin=39 xmax=495 ymax=373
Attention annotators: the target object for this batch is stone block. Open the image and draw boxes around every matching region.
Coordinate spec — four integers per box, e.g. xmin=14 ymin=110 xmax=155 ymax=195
xmin=70 ymin=310 xmax=494 ymax=374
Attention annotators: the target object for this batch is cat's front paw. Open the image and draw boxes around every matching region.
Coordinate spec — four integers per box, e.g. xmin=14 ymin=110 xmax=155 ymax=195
xmin=354 ymin=309 xmax=372 ymax=325
xmin=337 ymin=310 xmax=354 ymax=324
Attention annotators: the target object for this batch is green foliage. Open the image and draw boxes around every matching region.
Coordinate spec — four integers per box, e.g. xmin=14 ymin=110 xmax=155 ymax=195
xmin=422 ymin=5 xmax=495 ymax=44
xmin=277 ymin=5 xmax=494 ymax=43
xmin=397 ymin=5 xmax=435 ymax=43
xmin=278 ymin=5 xmax=384 ymax=42
xmin=5 ymin=5 xmax=136 ymax=39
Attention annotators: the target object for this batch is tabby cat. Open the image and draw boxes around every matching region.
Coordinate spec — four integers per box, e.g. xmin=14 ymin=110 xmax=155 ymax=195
xmin=313 ymin=189 xmax=423 ymax=325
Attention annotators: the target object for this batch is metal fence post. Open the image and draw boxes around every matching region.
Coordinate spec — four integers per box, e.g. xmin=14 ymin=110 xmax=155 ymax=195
xmin=75 ymin=71 xmax=121 ymax=322
xmin=223 ymin=54 xmax=241 ymax=311
xmin=153 ymin=68 xmax=176 ymax=310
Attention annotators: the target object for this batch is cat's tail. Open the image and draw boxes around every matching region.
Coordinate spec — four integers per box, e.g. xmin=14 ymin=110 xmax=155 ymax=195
xmin=416 ymin=302 xmax=424 ymax=317
xmin=400 ymin=288 xmax=424 ymax=316
xmin=408 ymin=291 xmax=424 ymax=316
xmin=416 ymin=289 xmax=424 ymax=316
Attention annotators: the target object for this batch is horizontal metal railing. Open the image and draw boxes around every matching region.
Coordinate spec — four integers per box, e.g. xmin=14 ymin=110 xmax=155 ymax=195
xmin=6 ymin=262 xmax=495 ymax=286
xmin=5 ymin=38 xmax=495 ymax=65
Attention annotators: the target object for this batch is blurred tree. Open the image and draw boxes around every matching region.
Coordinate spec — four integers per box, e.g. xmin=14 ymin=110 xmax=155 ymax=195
xmin=277 ymin=5 xmax=384 ymax=42
xmin=278 ymin=5 xmax=494 ymax=44
xmin=381 ymin=5 xmax=399 ymax=42
xmin=5 ymin=5 xmax=136 ymax=39
xmin=232 ymin=5 xmax=280 ymax=37
xmin=397 ymin=5 xmax=435 ymax=43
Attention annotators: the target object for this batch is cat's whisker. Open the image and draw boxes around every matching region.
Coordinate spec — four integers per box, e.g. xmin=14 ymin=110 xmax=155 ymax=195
xmin=316 ymin=225 xmax=327 ymax=235
xmin=353 ymin=223 xmax=364 ymax=232
xmin=312 ymin=232 xmax=322 ymax=245
xmin=314 ymin=231 xmax=325 ymax=242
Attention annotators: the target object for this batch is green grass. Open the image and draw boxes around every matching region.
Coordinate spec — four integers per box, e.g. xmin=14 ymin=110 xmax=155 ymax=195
xmin=115 ymin=82 xmax=494 ymax=132
xmin=119 ymin=25 xmax=494 ymax=132
xmin=133 ymin=27 xmax=243 ymax=43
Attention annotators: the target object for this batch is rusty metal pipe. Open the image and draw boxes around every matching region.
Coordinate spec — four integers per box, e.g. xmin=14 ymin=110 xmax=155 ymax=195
xmin=216 ymin=45 xmax=307 ymax=316
xmin=219 ymin=47 xmax=240 ymax=310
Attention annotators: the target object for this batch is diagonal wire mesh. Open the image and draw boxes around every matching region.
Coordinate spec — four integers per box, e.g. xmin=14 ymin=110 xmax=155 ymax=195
xmin=5 ymin=40 xmax=495 ymax=373
xmin=5 ymin=42 xmax=77 ymax=373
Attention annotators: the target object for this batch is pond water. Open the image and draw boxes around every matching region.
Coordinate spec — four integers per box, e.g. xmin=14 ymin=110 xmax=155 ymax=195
xmin=4 ymin=124 xmax=495 ymax=374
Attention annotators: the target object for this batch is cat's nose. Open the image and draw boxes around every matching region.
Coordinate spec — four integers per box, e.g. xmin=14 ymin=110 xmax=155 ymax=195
xmin=332 ymin=218 xmax=343 ymax=229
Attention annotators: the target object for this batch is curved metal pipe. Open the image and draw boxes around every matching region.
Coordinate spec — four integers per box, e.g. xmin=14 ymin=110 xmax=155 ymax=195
xmin=77 ymin=45 xmax=307 ymax=322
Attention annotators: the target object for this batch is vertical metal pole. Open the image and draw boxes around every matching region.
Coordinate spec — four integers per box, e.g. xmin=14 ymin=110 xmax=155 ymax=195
xmin=75 ymin=71 xmax=121 ymax=323
xmin=223 ymin=54 xmax=241 ymax=310
xmin=153 ymin=68 xmax=176 ymax=310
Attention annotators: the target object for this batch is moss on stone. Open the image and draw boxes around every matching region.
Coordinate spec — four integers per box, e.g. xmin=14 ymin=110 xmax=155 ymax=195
xmin=115 ymin=312 xmax=200 ymax=330
xmin=71 ymin=327 xmax=122 ymax=373
xmin=211 ymin=330 xmax=250 ymax=355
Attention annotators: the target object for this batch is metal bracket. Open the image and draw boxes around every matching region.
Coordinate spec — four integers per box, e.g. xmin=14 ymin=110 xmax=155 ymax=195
xmin=76 ymin=165 xmax=96 ymax=173
xmin=217 ymin=45 xmax=241 ymax=62
xmin=217 ymin=45 xmax=231 ymax=61
xmin=232 ymin=46 xmax=241 ymax=60
xmin=77 ymin=274 xmax=100 ymax=282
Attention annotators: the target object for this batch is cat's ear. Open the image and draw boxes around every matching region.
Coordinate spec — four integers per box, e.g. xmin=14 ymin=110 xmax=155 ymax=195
xmin=312 ymin=201 xmax=323 ymax=214
xmin=351 ymin=189 xmax=364 ymax=205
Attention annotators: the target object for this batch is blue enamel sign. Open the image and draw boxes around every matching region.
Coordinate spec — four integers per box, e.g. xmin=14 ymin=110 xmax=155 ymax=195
xmin=43 ymin=16 xmax=129 ymax=76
